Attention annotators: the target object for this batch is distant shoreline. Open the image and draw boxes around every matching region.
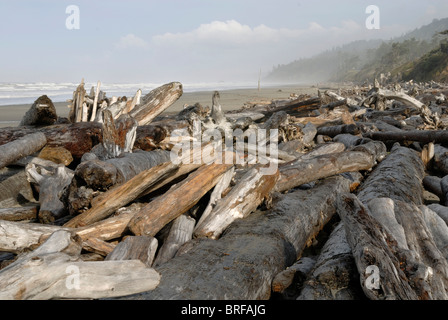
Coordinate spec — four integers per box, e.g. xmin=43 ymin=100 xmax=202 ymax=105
xmin=0 ymin=85 xmax=322 ymax=128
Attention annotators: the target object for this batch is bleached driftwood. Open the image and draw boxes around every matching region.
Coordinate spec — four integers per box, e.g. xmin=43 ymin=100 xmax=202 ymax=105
xmin=0 ymin=132 xmax=47 ymax=170
xmin=106 ymin=235 xmax=159 ymax=267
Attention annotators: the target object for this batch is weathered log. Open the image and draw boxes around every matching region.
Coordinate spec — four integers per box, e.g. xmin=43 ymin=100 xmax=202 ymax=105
xmin=0 ymin=132 xmax=47 ymax=170
xmin=262 ymin=97 xmax=321 ymax=118
xmin=102 ymin=111 xmax=138 ymax=159
xmin=0 ymin=205 xmax=38 ymax=222
xmin=80 ymin=237 xmax=116 ymax=256
xmin=0 ymin=230 xmax=160 ymax=300
xmin=128 ymin=163 xmax=233 ymax=237
xmin=75 ymin=149 xmax=171 ymax=190
xmin=338 ymin=193 xmax=448 ymax=300
xmin=427 ymin=203 xmax=448 ymax=226
xmin=0 ymin=220 xmax=69 ymax=253
xmin=194 ymin=165 xmax=279 ymax=239
xmin=419 ymin=205 xmax=448 ymax=260
xmin=153 ymin=214 xmax=196 ymax=266
xmin=129 ymin=82 xmax=183 ymax=126
xmin=357 ymin=145 xmax=425 ymax=205
xmin=26 ymin=158 xmax=74 ymax=223
xmin=64 ymin=162 xmax=179 ymax=228
xmin=297 ymin=222 xmax=362 ymax=300
xmin=274 ymin=141 xmax=386 ymax=193
xmin=106 ymin=235 xmax=159 ymax=267
xmin=116 ymin=175 xmax=351 ymax=300
xmin=19 ymin=95 xmax=57 ymax=127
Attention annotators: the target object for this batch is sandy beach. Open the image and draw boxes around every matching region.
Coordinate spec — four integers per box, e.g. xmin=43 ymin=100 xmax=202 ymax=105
xmin=0 ymin=85 xmax=320 ymax=128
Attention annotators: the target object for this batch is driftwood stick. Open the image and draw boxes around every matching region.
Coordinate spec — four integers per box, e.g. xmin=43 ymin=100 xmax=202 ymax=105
xmin=128 ymin=163 xmax=233 ymax=237
xmin=90 ymin=81 xmax=101 ymax=122
xmin=0 ymin=132 xmax=47 ymax=170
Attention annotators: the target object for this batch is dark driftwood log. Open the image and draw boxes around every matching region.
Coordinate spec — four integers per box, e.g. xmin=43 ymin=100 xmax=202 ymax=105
xmin=20 ymin=95 xmax=58 ymax=127
xmin=363 ymin=130 xmax=448 ymax=144
xmin=297 ymin=222 xmax=362 ymax=300
xmin=433 ymin=144 xmax=448 ymax=175
xmin=263 ymin=97 xmax=321 ymax=118
xmin=128 ymin=164 xmax=233 ymax=237
xmin=0 ymin=132 xmax=47 ymax=170
xmin=275 ymin=141 xmax=386 ymax=193
xmin=115 ymin=175 xmax=351 ymax=300
xmin=129 ymin=82 xmax=183 ymax=126
xmin=316 ymin=124 xmax=360 ymax=137
xmin=338 ymin=194 xmax=448 ymax=300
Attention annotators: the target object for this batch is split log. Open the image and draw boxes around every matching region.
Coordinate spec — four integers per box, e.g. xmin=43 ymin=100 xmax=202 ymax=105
xmin=128 ymin=163 xmax=233 ymax=237
xmin=116 ymin=175 xmax=351 ymax=300
xmin=106 ymin=236 xmax=159 ymax=267
xmin=0 ymin=132 xmax=47 ymax=170
xmin=297 ymin=222 xmax=362 ymax=300
xmin=26 ymin=158 xmax=74 ymax=223
xmin=338 ymin=193 xmax=448 ymax=300
xmin=19 ymin=95 xmax=57 ymax=127
xmin=129 ymin=82 xmax=183 ymax=126
xmin=0 ymin=230 xmax=160 ymax=300
xmin=193 ymin=165 xmax=279 ymax=239
xmin=153 ymin=214 xmax=196 ymax=266
xmin=64 ymin=162 xmax=179 ymax=228
xmin=274 ymin=141 xmax=386 ymax=193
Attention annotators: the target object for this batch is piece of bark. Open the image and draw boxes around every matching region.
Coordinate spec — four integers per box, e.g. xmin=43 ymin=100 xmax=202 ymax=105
xmin=272 ymin=257 xmax=316 ymax=299
xmin=0 ymin=170 xmax=36 ymax=207
xmin=129 ymin=82 xmax=183 ymax=126
xmin=0 ymin=230 xmax=160 ymax=300
xmin=106 ymin=236 xmax=159 ymax=267
xmin=0 ymin=205 xmax=38 ymax=222
xmin=297 ymin=222 xmax=362 ymax=300
xmin=115 ymin=175 xmax=351 ymax=300
xmin=128 ymin=163 xmax=233 ymax=237
xmin=64 ymin=162 xmax=179 ymax=228
xmin=26 ymin=158 xmax=74 ymax=223
xmin=0 ymin=132 xmax=47 ymax=170
xmin=274 ymin=141 xmax=386 ymax=193
xmin=194 ymin=165 xmax=279 ymax=239
xmin=19 ymin=95 xmax=57 ymax=127
xmin=338 ymin=193 xmax=448 ymax=300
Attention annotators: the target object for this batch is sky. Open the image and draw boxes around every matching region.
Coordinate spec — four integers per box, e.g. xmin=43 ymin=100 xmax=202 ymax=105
xmin=1 ymin=0 xmax=448 ymax=85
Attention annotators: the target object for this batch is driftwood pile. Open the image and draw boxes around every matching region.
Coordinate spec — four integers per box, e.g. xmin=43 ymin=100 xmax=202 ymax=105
xmin=1 ymin=78 xmax=448 ymax=300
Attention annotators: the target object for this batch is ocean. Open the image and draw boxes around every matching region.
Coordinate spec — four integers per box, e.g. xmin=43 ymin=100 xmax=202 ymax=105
xmin=0 ymin=81 xmax=259 ymax=106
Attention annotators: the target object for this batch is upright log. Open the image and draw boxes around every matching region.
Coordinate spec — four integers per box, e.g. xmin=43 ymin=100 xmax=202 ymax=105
xmin=19 ymin=95 xmax=57 ymax=127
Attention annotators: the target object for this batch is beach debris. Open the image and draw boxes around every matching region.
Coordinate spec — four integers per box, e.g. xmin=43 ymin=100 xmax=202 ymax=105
xmin=1 ymin=79 xmax=448 ymax=300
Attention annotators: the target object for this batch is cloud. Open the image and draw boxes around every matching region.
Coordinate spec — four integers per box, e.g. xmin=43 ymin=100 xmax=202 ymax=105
xmin=114 ymin=33 xmax=149 ymax=50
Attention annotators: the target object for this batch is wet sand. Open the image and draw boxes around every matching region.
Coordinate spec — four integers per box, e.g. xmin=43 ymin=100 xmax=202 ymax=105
xmin=0 ymin=85 xmax=320 ymax=128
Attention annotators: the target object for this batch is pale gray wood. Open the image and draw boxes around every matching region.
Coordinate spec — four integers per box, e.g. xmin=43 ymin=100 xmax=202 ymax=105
xmin=106 ymin=236 xmax=159 ymax=267
xmin=0 ymin=132 xmax=47 ymax=170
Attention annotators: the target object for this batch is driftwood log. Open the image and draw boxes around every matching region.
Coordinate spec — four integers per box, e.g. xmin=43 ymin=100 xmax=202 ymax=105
xmin=0 ymin=132 xmax=47 ymax=170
